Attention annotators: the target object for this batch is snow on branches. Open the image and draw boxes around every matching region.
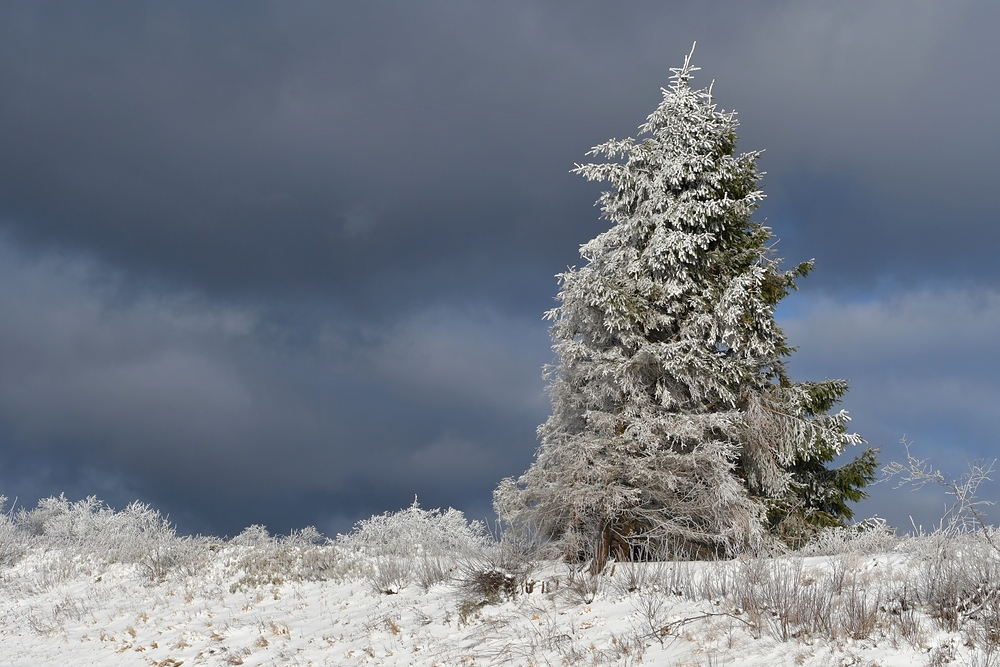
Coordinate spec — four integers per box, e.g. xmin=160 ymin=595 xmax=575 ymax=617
xmin=495 ymin=46 xmax=875 ymax=566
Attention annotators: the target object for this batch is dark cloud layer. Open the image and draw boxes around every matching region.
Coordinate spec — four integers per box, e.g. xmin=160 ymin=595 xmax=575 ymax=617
xmin=1 ymin=2 xmax=998 ymax=535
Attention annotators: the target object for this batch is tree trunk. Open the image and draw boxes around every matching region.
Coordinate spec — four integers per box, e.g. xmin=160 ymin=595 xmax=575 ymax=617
xmin=590 ymin=523 xmax=612 ymax=576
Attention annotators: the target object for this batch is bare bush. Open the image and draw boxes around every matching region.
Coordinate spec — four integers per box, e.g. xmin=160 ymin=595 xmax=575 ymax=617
xmin=969 ymin=645 xmax=1000 ymax=667
xmin=631 ymin=587 xmax=671 ymax=646
xmin=840 ymin=572 xmax=883 ymax=639
xmin=760 ymin=558 xmax=804 ymax=641
xmin=883 ymin=438 xmax=998 ymax=545
xmin=415 ymin=555 xmax=453 ymax=590
xmin=611 ymin=560 xmax=652 ymax=596
xmin=892 ymin=605 xmax=924 ymax=648
xmin=732 ymin=556 xmax=767 ymax=637
xmin=458 ymin=541 xmax=533 ymax=607
xmin=791 ymin=567 xmax=837 ymax=638
xmin=905 ymin=532 xmax=1000 ymax=643
xmin=563 ymin=563 xmax=604 ymax=605
xmin=695 ymin=559 xmax=734 ymax=601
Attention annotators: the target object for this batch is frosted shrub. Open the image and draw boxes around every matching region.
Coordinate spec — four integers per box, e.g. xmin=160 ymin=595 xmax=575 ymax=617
xmin=906 ymin=532 xmax=1000 ymax=637
xmin=0 ymin=495 xmax=29 ymax=568
xmin=338 ymin=500 xmax=490 ymax=593
xmin=839 ymin=572 xmax=883 ymax=640
xmin=798 ymin=517 xmax=898 ymax=556
xmin=228 ymin=525 xmax=354 ymax=592
xmin=105 ymin=501 xmax=211 ymax=580
xmin=16 ymin=494 xmax=112 ymax=542
xmin=759 ymin=558 xmax=806 ymax=641
xmin=338 ymin=499 xmax=489 ymax=559
xmin=231 ymin=523 xmax=273 ymax=547
xmin=11 ymin=495 xmax=216 ymax=582
xmin=3 ymin=493 xmax=364 ymax=590
xmin=17 ymin=495 xmax=175 ymax=556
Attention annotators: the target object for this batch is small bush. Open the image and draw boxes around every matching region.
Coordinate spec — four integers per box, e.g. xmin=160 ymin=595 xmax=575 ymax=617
xmin=458 ymin=541 xmax=533 ymax=608
xmin=338 ymin=499 xmax=491 ymax=593
xmin=799 ymin=517 xmax=898 ymax=556
xmin=0 ymin=496 xmax=29 ymax=567
xmin=8 ymin=494 xmax=215 ymax=582
xmin=338 ymin=499 xmax=488 ymax=559
xmin=228 ymin=525 xmax=353 ymax=592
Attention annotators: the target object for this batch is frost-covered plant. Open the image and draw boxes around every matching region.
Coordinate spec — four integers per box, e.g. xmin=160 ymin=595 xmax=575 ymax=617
xmin=338 ymin=499 xmax=490 ymax=593
xmin=3 ymin=493 xmax=358 ymax=590
xmin=16 ymin=494 xmax=115 ymax=541
xmin=883 ymin=438 xmax=998 ymax=544
xmin=458 ymin=539 xmax=534 ymax=607
xmin=16 ymin=495 xmax=177 ymax=553
xmin=112 ymin=502 xmax=215 ymax=581
xmin=900 ymin=531 xmax=1000 ymax=641
xmin=878 ymin=440 xmax=1000 ymax=648
xmin=494 ymin=44 xmax=876 ymax=567
xmin=227 ymin=525 xmax=352 ymax=592
xmin=798 ymin=516 xmax=898 ymax=556
xmin=13 ymin=494 xmax=216 ymax=581
xmin=338 ymin=499 xmax=489 ymax=558
xmin=0 ymin=495 xmax=30 ymax=567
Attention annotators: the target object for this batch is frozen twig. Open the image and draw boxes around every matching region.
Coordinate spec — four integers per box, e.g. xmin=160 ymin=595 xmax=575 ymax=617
xmin=882 ymin=438 xmax=999 ymax=552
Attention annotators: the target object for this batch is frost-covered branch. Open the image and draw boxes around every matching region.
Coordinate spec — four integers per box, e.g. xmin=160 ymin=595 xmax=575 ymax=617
xmin=882 ymin=438 xmax=998 ymax=550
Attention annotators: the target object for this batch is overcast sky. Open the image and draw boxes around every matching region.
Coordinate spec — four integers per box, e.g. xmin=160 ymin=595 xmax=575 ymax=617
xmin=1 ymin=1 xmax=998 ymax=537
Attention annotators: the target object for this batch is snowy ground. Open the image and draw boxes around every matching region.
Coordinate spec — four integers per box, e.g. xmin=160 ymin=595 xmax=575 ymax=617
xmin=2 ymin=499 xmax=998 ymax=666
xmin=0 ymin=552 xmax=938 ymax=666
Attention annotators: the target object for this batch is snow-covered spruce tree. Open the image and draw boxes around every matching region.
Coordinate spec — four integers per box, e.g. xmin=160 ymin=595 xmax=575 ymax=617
xmin=494 ymin=48 xmax=876 ymax=566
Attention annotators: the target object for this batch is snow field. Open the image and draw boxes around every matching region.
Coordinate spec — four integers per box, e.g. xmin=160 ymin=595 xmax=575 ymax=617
xmin=2 ymin=498 xmax=1000 ymax=666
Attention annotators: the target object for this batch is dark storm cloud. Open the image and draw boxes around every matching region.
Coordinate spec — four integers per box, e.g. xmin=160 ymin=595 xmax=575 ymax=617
xmin=0 ymin=237 xmax=549 ymax=534
xmin=0 ymin=1 xmax=617 ymax=313
xmin=4 ymin=2 xmax=997 ymax=304
xmin=0 ymin=2 xmax=998 ymax=534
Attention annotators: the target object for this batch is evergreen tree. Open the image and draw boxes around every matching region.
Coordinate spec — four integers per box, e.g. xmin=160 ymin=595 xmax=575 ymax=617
xmin=494 ymin=47 xmax=876 ymax=565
